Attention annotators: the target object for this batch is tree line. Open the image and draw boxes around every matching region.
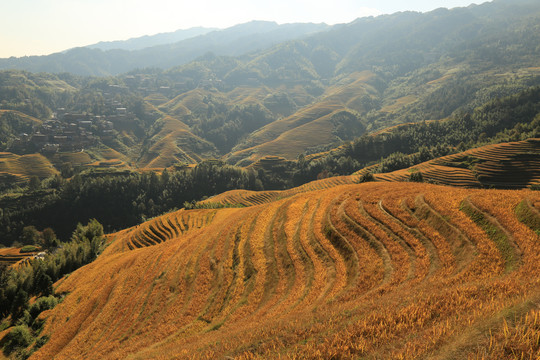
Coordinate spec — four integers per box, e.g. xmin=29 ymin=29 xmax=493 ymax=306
xmin=0 ymin=161 xmax=266 ymax=246
xmin=0 ymin=219 xmax=104 ymax=358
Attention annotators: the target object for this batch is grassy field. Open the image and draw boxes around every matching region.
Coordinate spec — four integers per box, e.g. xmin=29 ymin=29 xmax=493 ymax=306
xmin=204 ymin=139 xmax=540 ymax=210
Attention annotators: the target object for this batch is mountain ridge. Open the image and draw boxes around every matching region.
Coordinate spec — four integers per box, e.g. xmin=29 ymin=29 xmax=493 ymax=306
xmin=0 ymin=21 xmax=330 ymax=76
xmin=86 ymin=26 xmax=217 ymax=51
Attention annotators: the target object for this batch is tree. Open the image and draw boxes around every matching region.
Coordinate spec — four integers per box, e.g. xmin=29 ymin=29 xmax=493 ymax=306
xmin=60 ymin=162 xmax=74 ymax=178
xmin=3 ymin=325 xmax=33 ymax=355
xmin=21 ymin=226 xmax=40 ymax=246
xmin=41 ymin=228 xmax=59 ymax=248
xmin=10 ymin=288 xmax=29 ymax=322
xmin=33 ymin=268 xmax=53 ymax=296
xmin=28 ymin=176 xmax=41 ymax=192
xmin=0 ymin=263 xmax=11 ymax=318
xmin=71 ymin=219 xmax=104 ymax=260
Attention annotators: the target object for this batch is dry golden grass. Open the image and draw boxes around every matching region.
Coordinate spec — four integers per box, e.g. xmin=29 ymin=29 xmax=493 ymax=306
xmin=144 ymin=93 xmax=170 ymax=106
xmin=50 ymin=152 xmax=93 ymax=167
xmin=231 ymin=101 xmax=342 ymax=152
xmin=226 ymin=86 xmax=270 ymax=106
xmin=28 ymin=180 xmax=540 ymax=359
xmin=87 ymin=159 xmax=130 ymax=169
xmin=158 ymin=89 xmax=217 ymax=117
xmin=322 ymin=71 xmax=377 ymax=112
xmin=426 ymin=74 xmax=454 ymax=85
xmin=98 ymin=148 xmax=129 ymax=162
xmin=236 ymin=110 xmax=338 ymax=160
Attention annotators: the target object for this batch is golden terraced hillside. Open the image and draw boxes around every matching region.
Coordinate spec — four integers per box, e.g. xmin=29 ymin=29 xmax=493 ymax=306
xmin=29 ymin=180 xmax=540 ymax=359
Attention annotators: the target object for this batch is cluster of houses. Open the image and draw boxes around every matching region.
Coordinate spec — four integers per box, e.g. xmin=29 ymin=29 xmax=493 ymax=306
xmin=12 ymin=106 xmax=134 ymax=154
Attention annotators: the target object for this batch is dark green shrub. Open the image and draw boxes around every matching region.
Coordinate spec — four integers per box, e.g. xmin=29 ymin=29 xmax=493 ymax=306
xmin=3 ymin=325 xmax=32 ymax=355
xmin=20 ymin=245 xmax=39 ymax=253
xmin=29 ymin=295 xmax=58 ymax=320
xmin=359 ymin=171 xmax=374 ymax=183
xmin=33 ymin=335 xmax=49 ymax=349
xmin=409 ymin=171 xmax=424 ymax=182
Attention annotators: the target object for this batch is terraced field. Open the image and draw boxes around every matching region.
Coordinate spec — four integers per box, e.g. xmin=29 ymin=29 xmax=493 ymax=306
xmin=49 ymin=151 xmax=94 ymax=168
xmin=0 ymin=152 xmax=59 ymax=181
xmin=106 ymin=209 xmax=218 ymax=253
xmin=0 ymin=247 xmax=42 ymax=267
xmin=201 ymin=174 xmax=362 ymax=207
xmin=208 ymin=139 xmax=540 ymax=209
xmin=0 ymin=110 xmax=42 ymax=125
xmin=30 ymin=182 xmax=540 ymax=359
xmin=226 ymin=72 xmax=376 ymax=165
xmin=374 ymin=138 xmax=540 ymax=188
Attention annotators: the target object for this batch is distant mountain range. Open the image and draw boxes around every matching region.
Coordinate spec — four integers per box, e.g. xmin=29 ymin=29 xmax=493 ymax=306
xmin=0 ymin=21 xmax=330 ymax=76
xmin=85 ymin=27 xmax=217 ymax=51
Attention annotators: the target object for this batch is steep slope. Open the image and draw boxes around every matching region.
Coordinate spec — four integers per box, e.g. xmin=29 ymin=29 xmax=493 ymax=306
xmin=30 ymin=182 xmax=540 ymax=359
xmin=1 ymin=1 xmax=540 ymax=176
xmin=227 ymin=71 xmax=375 ymax=164
xmin=0 ymin=71 xmax=77 ymax=119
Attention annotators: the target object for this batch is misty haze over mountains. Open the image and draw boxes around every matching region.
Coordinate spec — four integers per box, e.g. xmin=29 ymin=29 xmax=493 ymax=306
xmin=0 ymin=21 xmax=330 ymax=76
xmin=1 ymin=0 xmax=538 ymax=78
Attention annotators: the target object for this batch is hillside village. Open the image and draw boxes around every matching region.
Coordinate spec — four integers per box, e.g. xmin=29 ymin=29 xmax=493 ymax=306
xmin=10 ymin=101 xmax=135 ymax=154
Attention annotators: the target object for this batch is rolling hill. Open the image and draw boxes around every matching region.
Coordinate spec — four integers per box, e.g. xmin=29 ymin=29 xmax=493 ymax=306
xmin=26 ymin=180 xmax=540 ymax=359
xmin=2 ymin=1 xmax=540 ymax=358
xmin=136 ymin=115 xmax=218 ymax=169
xmin=226 ymin=71 xmax=375 ymax=164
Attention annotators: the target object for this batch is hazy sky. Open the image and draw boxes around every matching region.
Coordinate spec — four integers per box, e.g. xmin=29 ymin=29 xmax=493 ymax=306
xmin=1 ymin=0 xmax=485 ymax=58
